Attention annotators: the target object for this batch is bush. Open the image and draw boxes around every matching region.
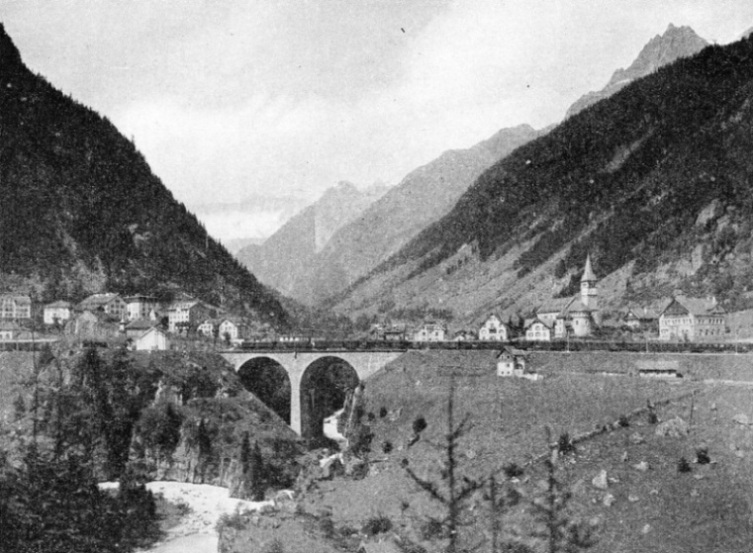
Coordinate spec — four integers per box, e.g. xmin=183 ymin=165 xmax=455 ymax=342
xmin=412 ymin=416 xmax=428 ymax=434
xmin=382 ymin=440 xmax=393 ymax=454
xmin=379 ymin=406 xmax=388 ymax=418
xmin=263 ymin=538 xmax=285 ymax=553
xmin=503 ymin=462 xmax=525 ymax=479
xmin=696 ymin=448 xmax=711 ymax=465
xmin=420 ymin=518 xmax=445 ymax=540
xmin=677 ymin=457 xmax=692 ymax=473
xmin=618 ymin=415 xmax=630 ymax=428
xmin=557 ymin=432 xmax=576 ymax=456
xmin=367 ymin=411 xmax=376 ymax=422
xmin=362 ymin=514 xmax=392 ymax=536
xmin=216 ymin=510 xmax=246 ymax=532
xmin=647 ymin=410 xmax=658 ymax=425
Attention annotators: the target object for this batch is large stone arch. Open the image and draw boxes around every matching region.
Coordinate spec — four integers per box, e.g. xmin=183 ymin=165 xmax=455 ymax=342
xmin=237 ymin=356 xmax=291 ymax=424
xmin=299 ymin=356 xmax=359 ymax=441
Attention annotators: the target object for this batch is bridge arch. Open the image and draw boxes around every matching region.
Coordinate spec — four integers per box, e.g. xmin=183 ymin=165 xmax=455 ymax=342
xmin=299 ymin=356 xmax=359 ymax=440
xmin=237 ymin=356 xmax=291 ymax=424
xmin=222 ymin=350 xmax=405 ymax=436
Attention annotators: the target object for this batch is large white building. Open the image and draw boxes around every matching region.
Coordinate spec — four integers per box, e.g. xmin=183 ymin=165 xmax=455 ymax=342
xmin=659 ymin=296 xmax=726 ymax=342
xmin=478 ymin=314 xmax=509 ymax=341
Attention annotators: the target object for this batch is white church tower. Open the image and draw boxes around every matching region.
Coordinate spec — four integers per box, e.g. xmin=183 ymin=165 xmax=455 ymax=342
xmin=580 ymin=254 xmax=599 ymax=322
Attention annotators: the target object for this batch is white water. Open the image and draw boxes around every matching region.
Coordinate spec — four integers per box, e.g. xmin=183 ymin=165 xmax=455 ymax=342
xmin=100 ymin=481 xmax=273 ymax=553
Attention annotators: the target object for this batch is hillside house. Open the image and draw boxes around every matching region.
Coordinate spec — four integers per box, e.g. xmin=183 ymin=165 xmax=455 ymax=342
xmin=124 ymin=318 xmax=156 ymax=340
xmin=197 ymin=318 xmax=221 ymax=338
xmin=0 ymin=294 xmax=31 ymax=320
xmin=0 ymin=321 xmax=21 ymax=340
xmin=524 ymin=317 xmax=553 ymax=341
xmin=659 ymin=296 xmax=726 ymax=342
xmin=77 ymin=293 xmax=127 ymax=320
xmin=372 ymin=324 xmax=407 ymax=341
xmin=43 ymin=301 xmax=72 ymax=326
xmin=134 ymin=327 xmax=170 ymax=351
xmin=124 ymin=295 xmax=160 ymax=322
xmin=453 ymin=329 xmax=474 ymax=341
xmin=167 ymin=299 xmax=215 ymax=334
xmin=624 ymin=306 xmax=660 ymax=330
xmin=496 ymin=347 xmax=527 ymax=376
xmin=413 ymin=321 xmax=446 ymax=342
xmin=219 ymin=317 xmax=246 ymax=343
xmin=478 ymin=314 xmax=509 ymax=341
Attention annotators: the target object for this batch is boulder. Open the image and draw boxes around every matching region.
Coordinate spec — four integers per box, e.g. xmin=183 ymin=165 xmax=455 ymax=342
xmin=655 ymin=417 xmax=689 ymax=438
xmin=732 ymin=413 xmax=750 ymax=425
xmin=633 ymin=461 xmax=650 ymax=472
xmin=629 ymin=432 xmax=645 ymax=445
xmin=602 ymin=493 xmax=616 ymax=507
xmin=591 ymin=470 xmax=609 ymax=490
xmin=628 ymin=494 xmax=640 ymax=503
xmin=642 ymin=524 xmax=652 ymax=535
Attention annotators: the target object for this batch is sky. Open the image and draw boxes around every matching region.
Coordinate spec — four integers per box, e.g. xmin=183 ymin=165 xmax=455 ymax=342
xmin=2 ymin=0 xmax=753 ymax=242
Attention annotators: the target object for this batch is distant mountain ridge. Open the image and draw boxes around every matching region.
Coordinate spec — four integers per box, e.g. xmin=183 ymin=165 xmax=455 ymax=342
xmin=236 ymin=181 xmax=388 ymax=301
xmin=332 ymin=33 xmax=753 ymax=325
xmin=0 ymin=23 xmax=288 ymax=324
xmin=272 ymin=124 xmax=542 ymax=305
xmin=566 ymin=24 xmax=708 ymax=118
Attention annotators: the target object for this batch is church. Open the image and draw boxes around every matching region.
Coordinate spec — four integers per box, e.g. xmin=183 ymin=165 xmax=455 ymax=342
xmin=535 ymin=255 xmax=600 ymax=339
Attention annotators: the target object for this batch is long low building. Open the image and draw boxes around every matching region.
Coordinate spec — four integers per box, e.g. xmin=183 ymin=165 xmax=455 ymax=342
xmin=659 ymin=296 xmax=726 ymax=341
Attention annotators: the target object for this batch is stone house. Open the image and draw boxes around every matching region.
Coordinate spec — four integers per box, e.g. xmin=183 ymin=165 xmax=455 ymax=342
xmin=659 ymin=296 xmax=726 ymax=342
xmin=219 ymin=317 xmax=246 ymax=343
xmin=478 ymin=314 xmax=509 ymax=341
xmin=496 ymin=347 xmax=527 ymax=376
xmin=0 ymin=294 xmax=31 ymax=320
xmin=124 ymin=318 xmax=156 ymax=340
xmin=197 ymin=318 xmax=221 ymax=338
xmin=43 ymin=300 xmax=72 ymax=326
xmin=124 ymin=295 xmax=160 ymax=322
xmin=167 ymin=299 xmax=215 ymax=334
xmin=77 ymin=293 xmax=127 ymax=320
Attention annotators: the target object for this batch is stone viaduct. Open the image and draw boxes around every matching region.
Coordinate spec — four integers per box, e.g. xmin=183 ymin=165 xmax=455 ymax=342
xmin=221 ymin=350 xmax=405 ymax=436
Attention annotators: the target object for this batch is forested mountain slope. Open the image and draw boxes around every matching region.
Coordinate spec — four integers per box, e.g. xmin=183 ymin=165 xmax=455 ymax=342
xmin=333 ymin=35 xmax=753 ymax=323
xmin=0 ymin=24 xmax=287 ymax=324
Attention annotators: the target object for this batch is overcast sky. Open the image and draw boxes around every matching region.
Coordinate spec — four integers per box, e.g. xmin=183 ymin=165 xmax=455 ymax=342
xmin=2 ymin=0 xmax=753 ymax=240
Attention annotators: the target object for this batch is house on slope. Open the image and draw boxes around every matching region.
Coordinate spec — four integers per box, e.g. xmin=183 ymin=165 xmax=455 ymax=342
xmin=77 ymin=293 xmax=127 ymax=320
xmin=496 ymin=346 xmax=528 ymax=376
xmin=219 ymin=317 xmax=246 ymax=343
xmin=478 ymin=314 xmax=509 ymax=342
xmin=0 ymin=294 xmax=31 ymax=320
xmin=659 ymin=296 xmax=726 ymax=342
xmin=124 ymin=295 xmax=160 ymax=322
xmin=43 ymin=300 xmax=72 ymax=326
xmin=525 ymin=317 xmax=553 ymax=341
xmin=124 ymin=318 xmax=156 ymax=340
xmin=623 ymin=306 xmax=660 ymax=330
xmin=167 ymin=298 xmax=216 ymax=334
xmin=413 ymin=321 xmax=446 ymax=342
xmin=134 ymin=326 xmax=170 ymax=351
xmin=0 ymin=321 xmax=21 ymax=340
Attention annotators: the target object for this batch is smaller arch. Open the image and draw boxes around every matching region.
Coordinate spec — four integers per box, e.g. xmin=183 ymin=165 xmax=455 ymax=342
xmin=237 ymin=356 xmax=291 ymax=424
xmin=299 ymin=356 xmax=360 ymax=441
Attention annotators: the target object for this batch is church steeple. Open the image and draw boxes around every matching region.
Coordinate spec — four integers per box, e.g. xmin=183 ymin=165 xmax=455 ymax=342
xmin=580 ymin=254 xmax=598 ymax=315
xmin=581 ymin=254 xmax=596 ymax=284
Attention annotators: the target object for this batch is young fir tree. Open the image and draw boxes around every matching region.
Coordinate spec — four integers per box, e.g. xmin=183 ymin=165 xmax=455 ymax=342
xmin=404 ymin=374 xmax=484 ymax=553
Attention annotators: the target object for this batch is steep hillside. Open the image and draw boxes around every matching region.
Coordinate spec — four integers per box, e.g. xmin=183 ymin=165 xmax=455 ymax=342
xmin=295 ymin=125 xmax=541 ymax=305
xmin=236 ymin=181 xmax=387 ymax=302
xmin=0 ymin=24 xmax=287 ymax=324
xmin=566 ymin=24 xmax=707 ymax=118
xmin=333 ymin=35 xmax=753 ymax=323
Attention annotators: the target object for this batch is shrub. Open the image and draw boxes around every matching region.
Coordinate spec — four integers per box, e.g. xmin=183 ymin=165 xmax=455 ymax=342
xmin=382 ymin=440 xmax=393 ymax=454
xmin=379 ymin=406 xmax=388 ymax=418
xmin=618 ymin=415 xmax=630 ymax=428
xmin=557 ymin=432 xmax=576 ymax=456
xmin=263 ymin=538 xmax=285 ymax=553
xmin=367 ymin=411 xmax=376 ymax=422
xmin=412 ymin=416 xmax=428 ymax=434
xmin=318 ymin=513 xmax=335 ymax=538
xmin=216 ymin=510 xmax=246 ymax=532
xmin=400 ymin=458 xmax=409 ymax=468
xmin=647 ymin=410 xmax=658 ymax=425
xmin=677 ymin=457 xmax=692 ymax=473
xmin=696 ymin=448 xmax=711 ymax=465
xmin=420 ymin=518 xmax=445 ymax=540
xmin=362 ymin=514 xmax=393 ymax=536
xmin=503 ymin=462 xmax=525 ymax=479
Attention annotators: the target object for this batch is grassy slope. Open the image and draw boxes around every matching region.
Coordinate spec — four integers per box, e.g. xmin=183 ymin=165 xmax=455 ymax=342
xmin=290 ymin=351 xmax=753 ymax=552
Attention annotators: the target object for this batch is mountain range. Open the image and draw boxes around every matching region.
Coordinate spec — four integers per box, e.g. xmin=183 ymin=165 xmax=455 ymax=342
xmin=330 ymin=30 xmax=753 ymax=326
xmin=242 ymin=23 xmax=710 ymax=311
xmin=0 ymin=23 xmax=288 ymax=325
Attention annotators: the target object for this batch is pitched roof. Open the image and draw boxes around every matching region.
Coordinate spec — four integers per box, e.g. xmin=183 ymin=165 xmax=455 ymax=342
xmin=0 ymin=321 xmax=21 ymax=331
xmin=0 ymin=294 xmax=31 ymax=305
xmin=663 ymin=296 xmax=725 ymax=317
xmin=537 ymin=297 xmax=575 ymax=315
xmin=581 ymin=254 xmax=596 ymax=282
xmin=78 ymin=293 xmax=122 ymax=309
xmin=567 ymin=298 xmax=592 ymax=314
xmin=125 ymin=319 xmax=155 ymax=330
xmin=525 ymin=317 xmax=552 ymax=329
xmin=45 ymin=300 xmax=71 ymax=309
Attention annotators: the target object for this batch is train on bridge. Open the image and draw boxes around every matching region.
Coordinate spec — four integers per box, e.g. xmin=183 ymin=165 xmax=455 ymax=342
xmin=237 ymin=339 xmax=753 ymax=355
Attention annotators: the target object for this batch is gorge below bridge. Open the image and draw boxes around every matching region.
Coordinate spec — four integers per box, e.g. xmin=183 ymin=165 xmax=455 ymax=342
xmin=221 ymin=350 xmax=405 ymax=437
